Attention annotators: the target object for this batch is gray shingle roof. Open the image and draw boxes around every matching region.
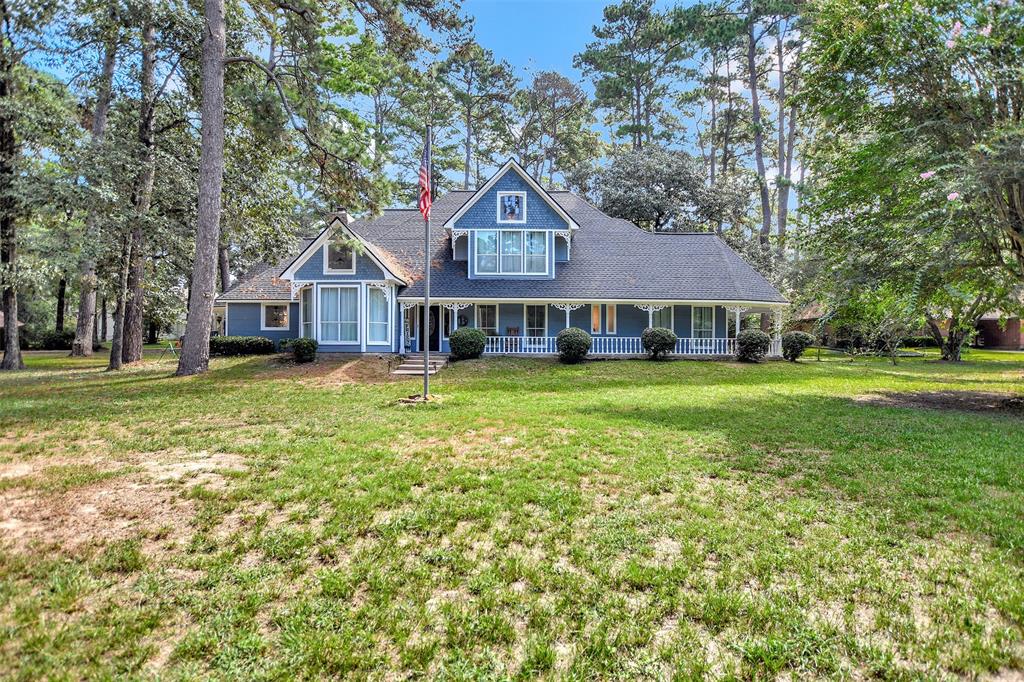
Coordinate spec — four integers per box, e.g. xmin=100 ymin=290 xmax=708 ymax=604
xmin=216 ymin=239 xmax=314 ymax=302
xmin=219 ymin=191 xmax=787 ymax=305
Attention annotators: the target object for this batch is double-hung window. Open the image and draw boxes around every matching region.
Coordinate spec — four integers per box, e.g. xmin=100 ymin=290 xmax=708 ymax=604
xmin=475 ymin=230 xmax=547 ymax=275
xmin=652 ymin=307 xmax=673 ymax=330
xmin=692 ymin=306 xmax=714 ymax=339
xmin=367 ymin=287 xmax=389 ymax=344
xmin=476 ymin=231 xmax=498 ymax=274
xmin=591 ymin=305 xmax=602 ymax=334
xmin=300 ymin=289 xmax=312 ymax=338
xmin=606 ymin=304 xmax=617 ymax=334
xmin=476 ymin=304 xmax=498 ymax=336
xmin=320 ymin=286 xmax=358 ymax=343
xmin=525 ymin=305 xmax=546 ymax=337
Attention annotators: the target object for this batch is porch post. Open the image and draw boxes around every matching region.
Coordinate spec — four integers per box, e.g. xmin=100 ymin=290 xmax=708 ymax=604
xmin=772 ymin=308 xmax=784 ymax=355
xmin=565 ymin=308 xmax=570 ymax=328
xmin=726 ymin=306 xmax=749 ymax=338
xmin=648 ymin=309 xmax=653 ymax=327
xmin=399 ymin=304 xmax=405 ymax=352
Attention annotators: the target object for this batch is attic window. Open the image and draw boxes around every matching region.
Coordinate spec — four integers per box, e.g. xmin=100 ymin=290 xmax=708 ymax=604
xmin=325 ymin=240 xmax=355 ymax=273
xmin=497 ymin=192 xmax=526 ymax=223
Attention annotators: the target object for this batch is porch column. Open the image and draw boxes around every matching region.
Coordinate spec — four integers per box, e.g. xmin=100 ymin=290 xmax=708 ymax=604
xmin=772 ymin=308 xmax=784 ymax=353
xmin=726 ymin=306 xmax=749 ymax=338
xmin=637 ymin=305 xmax=667 ymax=328
xmin=400 ymin=302 xmax=417 ymax=353
xmin=553 ymin=303 xmax=584 ymax=330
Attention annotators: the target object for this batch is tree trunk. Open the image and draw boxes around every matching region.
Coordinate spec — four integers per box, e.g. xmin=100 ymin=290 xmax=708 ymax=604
xmin=122 ymin=21 xmax=157 ymax=365
xmin=100 ymin=295 xmax=108 ymax=341
xmin=56 ymin=276 xmax=67 ymax=332
xmin=0 ymin=31 xmax=23 ymax=371
xmin=463 ymin=106 xmax=472 ymax=190
xmin=72 ymin=38 xmax=118 ymax=357
xmin=218 ymin=238 xmax=230 ymax=292
xmin=747 ymin=19 xmax=772 ymax=248
xmin=708 ymin=54 xmax=718 ymax=188
xmin=108 ymin=229 xmax=132 ymax=370
xmin=176 ymin=0 xmax=226 ymax=376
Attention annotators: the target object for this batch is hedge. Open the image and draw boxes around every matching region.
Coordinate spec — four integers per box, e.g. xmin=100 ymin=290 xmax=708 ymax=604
xmin=736 ymin=329 xmax=771 ymax=362
xmin=556 ymin=327 xmax=591 ymax=363
xmin=901 ymin=335 xmax=938 ymax=348
xmin=209 ymin=335 xmax=276 ymax=356
xmin=641 ymin=327 xmax=677 ymax=359
xmin=449 ymin=327 xmax=487 ymax=360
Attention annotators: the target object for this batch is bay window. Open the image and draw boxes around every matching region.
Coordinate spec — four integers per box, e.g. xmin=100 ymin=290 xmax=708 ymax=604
xmin=320 ymin=286 xmax=358 ymax=343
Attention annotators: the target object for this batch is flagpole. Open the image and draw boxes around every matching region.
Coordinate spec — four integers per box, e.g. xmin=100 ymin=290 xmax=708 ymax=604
xmin=423 ymin=124 xmax=431 ymax=399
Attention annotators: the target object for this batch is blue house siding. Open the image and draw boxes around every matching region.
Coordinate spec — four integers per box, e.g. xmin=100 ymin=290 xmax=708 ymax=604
xmin=294 ymin=245 xmax=386 ymax=281
xmin=226 ymin=302 xmax=299 ymax=347
xmin=675 ymin=305 xmax=692 ymax=338
xmin=453 ymin=171 xmax=570 ymax=233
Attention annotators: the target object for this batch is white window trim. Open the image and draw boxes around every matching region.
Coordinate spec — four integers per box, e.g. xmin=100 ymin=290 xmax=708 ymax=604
xmin=365 ymin=286 xmax=391 ymax=346
xmin=591 ymin=304 xmax=602 ymax=335
xmin=476 ymin=304 xmax=498 ymax=336
xmin=474 ymin=229 xmax=548 ymax=276
xmin=260 ymin=302 xmax=290 ymax=331
xmin=606 ymin=304 xmax=617 ymax=335
xmin=317 ymin=283 xmax=361 ymax=345
xmin=523 ymin=304 xmax=547 ymax=337
xmin=496 ymin=191 xmax=527 ymax=224
xmin=323 ymin=240 xmax=357 ymax=275
xmin=691 ymin=305 xmax=715 ymax=339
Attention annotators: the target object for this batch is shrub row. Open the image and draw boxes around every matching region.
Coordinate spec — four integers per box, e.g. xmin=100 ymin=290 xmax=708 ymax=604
xmin=209 ymin=335 xmax=276 ymax=356
xmin=901 ymin=335 xmax=938 ymax=348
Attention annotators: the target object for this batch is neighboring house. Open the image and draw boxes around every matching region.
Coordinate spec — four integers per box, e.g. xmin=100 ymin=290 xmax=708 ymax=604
xmin=975 ymin=311 xmax=1024 ymax=350
xmin=216 ymin=160 xmax=788 ymax=357
xmin=0 ymin=311 xmax=24 ymax=351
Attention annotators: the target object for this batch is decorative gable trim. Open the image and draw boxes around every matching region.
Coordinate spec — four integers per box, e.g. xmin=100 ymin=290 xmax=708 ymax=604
xmin=442 ymin=158 xmax=580 ymax=232
xmin=279 ymin=216 xmax=408 ymax=285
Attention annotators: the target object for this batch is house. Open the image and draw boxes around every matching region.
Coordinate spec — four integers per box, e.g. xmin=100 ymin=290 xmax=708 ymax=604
xmin=0 ymin=311 xmax=24 ymax=351
xmin=216 ymin=160 xmax=788 ymax=357
xmin=974 ymin=311 xmax=1024 ymax=350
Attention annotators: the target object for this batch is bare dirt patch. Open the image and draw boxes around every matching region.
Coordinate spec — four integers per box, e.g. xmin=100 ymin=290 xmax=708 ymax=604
xmin=854 ymin=390 xmax=1024 ymax=415
xmin=262 ymin=355 xmax=400 ymax=385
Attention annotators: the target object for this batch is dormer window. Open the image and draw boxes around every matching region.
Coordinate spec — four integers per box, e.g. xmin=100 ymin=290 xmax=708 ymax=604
xmin=475 ymin=229 xmax=547 ymax=275
xmin=497 ymin=192 xmax=526 ymax=223
xmin=325 ymin=240 xmax=355 ymax=274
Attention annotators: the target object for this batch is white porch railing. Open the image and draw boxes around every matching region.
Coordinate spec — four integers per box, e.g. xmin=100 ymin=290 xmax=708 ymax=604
xmin=480 ymin=335 xmax=782 ymax=357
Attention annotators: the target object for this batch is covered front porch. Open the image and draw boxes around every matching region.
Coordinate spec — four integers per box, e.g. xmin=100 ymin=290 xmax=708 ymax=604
xmin=398 ymin=300 xmax=785 ymax=358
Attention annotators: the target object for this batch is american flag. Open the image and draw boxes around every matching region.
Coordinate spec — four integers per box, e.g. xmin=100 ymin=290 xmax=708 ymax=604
xmin=418 ymin=135 xmax=431 ymax=221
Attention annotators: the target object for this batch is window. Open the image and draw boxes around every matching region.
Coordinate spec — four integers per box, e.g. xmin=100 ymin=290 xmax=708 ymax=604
xmin=404 ymin=304 xmax=416 ymax=343
xmin=525 ymin=232 xmax=546 ymax=274
xmin=591 ymin=304 xmax=602 ymax=334
xmin=367 ymin=287 xmax=389 ymax=344
xmin=262 ymin=303 xmax=288 ymax=330
xmin=476 ymin=304 xmax=497 ymax=336
xmin=325 ymin=240 xmax=355 ymax=273
xmin=497 ymin=191 xmax=526 ymax=223
xmin=525 ymin=305 xmax=546 ymax=337
xmin=653 ymin=307 xmax=673 ymax=330
xmin=692 ymin=306 xmax=713 ymax=339
xmin=320 ymin=286 xmax=358 ymax=342
xmin=300 ymin=289 xmax=312 ymax=338
xmin=501 ymin=231 xmax=523 ymax=273
xmin=606 ymin=304 xmax=617 ymax=334
xmin=476 ymin=230 xmax=498 ymax=274
xmin=476 ymin=229 xmax=547 ymax=275
xmin=442 ymin=308 xmax=455 ymax=338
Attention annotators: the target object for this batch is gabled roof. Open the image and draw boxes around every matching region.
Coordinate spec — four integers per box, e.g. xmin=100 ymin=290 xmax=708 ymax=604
xmin=279 ymin=217 xmax=410 ymax=284
xmin=442 ymin=158 xmax=580 ymax=231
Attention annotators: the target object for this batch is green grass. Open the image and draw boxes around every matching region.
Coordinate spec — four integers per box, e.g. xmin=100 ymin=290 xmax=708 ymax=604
xmin=1 ymin=350 xmax=1023 ymax=679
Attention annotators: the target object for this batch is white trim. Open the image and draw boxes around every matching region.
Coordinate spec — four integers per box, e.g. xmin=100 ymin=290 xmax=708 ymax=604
xmin=397 ymin=296 xmax=788 ymax=308
xmin=279 ymin=218 xmax=407 ymax=284
xmin=606 ymin=304 xmax=617 ymax=335
xmin=523 ymin=303 xmax=547 ymax=337
xmin=318 ymin=283 xmax=361 ymax=346
xmin=259 ymin=302 xmax=290 ymax=331
xmin=691 ymin=305 xmax=715 ymax=339
xmin=497 ymin=191 xmax=527 ymax=224
xmin=365 ymin=284 xmax=391 ymax=346
xmin=323 ymin=239 xmax=357 ymax=275
xmin=591 ymin=304 xmax=602 ymax=334
xmin=443 ymin=158 xmax=581 ymax=231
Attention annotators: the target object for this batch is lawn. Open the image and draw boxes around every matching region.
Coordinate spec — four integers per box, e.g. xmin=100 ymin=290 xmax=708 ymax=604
xmin=0 ymin=350 xmax=1022 ymax=680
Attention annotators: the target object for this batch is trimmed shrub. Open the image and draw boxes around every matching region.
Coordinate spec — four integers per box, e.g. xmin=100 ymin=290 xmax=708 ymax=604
xmin=736 ymin=329 xmax=771 ymax=362
xmin=449 ymin=327 xmax=487 ymax=360
xmin=35 ymin=330 xmax=75 ymax=350
xmin=556 ymin=327 xmax=591 ymax=364
xmin=291 ymin=338 xmax=318 ymax=363
xmin=209 ymin=335 xmax=275 ymax=357
xmin=902 ymin=335 xmax=938 ymax=348
xmin=641 ymin=327 xmax=677 ymax=360
xmin=782 ymin=331 xmax=815 ymax=362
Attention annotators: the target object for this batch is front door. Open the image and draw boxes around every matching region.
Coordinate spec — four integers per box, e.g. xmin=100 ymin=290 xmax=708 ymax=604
xmin=421 ymin=305 xmax=441 ymax=352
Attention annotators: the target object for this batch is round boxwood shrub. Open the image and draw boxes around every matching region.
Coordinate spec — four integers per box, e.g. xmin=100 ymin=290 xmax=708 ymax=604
xmin=736 ymin=329 xmax=771 ymax=362
xmin=781 ymin=331 xmax=814 ymax=362
xmin=641 ymin=327 xmax=677 ymax=360
xmin=209 ymin=335 xmax=275 ymax=357
xmin=556 ymin=327 xmax=591 ymax=364
xmin=449 ymin=327 xmax=487 ymax=360
xmin=291 ymin=337 xmax=318 ymax=363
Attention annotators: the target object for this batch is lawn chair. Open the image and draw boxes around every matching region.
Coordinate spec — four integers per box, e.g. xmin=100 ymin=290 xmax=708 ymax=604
xmin=159 ymin=337 xmax=182 ymax=359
